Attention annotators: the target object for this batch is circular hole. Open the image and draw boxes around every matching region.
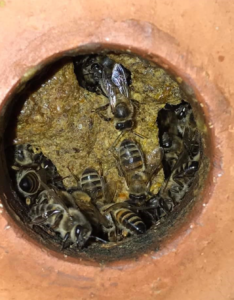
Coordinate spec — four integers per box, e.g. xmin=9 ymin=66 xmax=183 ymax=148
xmin=0 ymin=51 xmax=209 ymax=262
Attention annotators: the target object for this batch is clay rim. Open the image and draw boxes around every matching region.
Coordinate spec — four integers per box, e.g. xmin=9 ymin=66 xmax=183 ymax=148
xmin=0 ymin=44 xmax=214 ymax=264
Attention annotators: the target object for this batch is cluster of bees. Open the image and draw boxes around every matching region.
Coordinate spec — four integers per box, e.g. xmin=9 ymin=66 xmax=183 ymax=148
xmin=7 ymin=54 xmax=202 ymax=250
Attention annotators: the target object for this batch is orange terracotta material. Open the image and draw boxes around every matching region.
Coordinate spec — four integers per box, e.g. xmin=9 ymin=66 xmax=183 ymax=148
xmin=0 ymin=1 xmax=234 ymax=299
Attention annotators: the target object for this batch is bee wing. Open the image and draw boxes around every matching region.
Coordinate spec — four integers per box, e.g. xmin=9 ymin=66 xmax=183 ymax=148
xmin=146 ymin=147 xmax=164 ymax=176
xmin=101 ymin=201 xmax=130 ymax=213
xmin=100 ymin=69 xmax=116 ymax=111
xmin=46 ymin=189 xmax=73 ymax=213
xmin=102 ymin=180 xmax=117 ymax=204
xmin=160 ymin=147 xmax=189 ymax=195
xmin=74 ymin=197 xmax=110 ymax=228
xmin=111 ymin=64 xmax=129 ymax=98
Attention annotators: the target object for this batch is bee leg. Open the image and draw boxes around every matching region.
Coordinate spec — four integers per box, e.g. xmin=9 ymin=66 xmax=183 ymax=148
xmin=93 ymin=104 xmax=112 ymax=122
xmin=61 ymin=232 xmax=71 ymax=250
xmin=164 ymin=199 xmax=174 ymax=211
xmin=30 ymin=216 xmax=47 ymax=225
xmin=109 ymin=144 xmax=125 ymax=177
xmin=51 ymin=212 xmax=63 ymax=229
xmin=110 ymin=211 xmax=119 ymax=242
xmin=141 ymin=210 xmax=155 ymax=224
xmin=159 ymin=198 xmax=172 ymax=212
xmin=11 ymin=165 xmax=20 ymax=171
xmin=172 ymin=177 xmax=184 ymax=187
xmin=30 ymin=209 xmax=61 ymax=225
xmin=131 ymin=99 xmax=151 ymax=107
xmin=97 ymin=160 xmax=104 ymax=177
xmin=96 ymin=112 xmax=112 ymax=122
xmin=131 ymin=99 xmax=140 ymax=110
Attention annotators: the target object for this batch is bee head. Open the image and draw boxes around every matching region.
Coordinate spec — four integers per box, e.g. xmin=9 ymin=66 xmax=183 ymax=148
xmin=75 ymin=225 xmax=91 ymax=248
xmin=91 ymin=63 xmax=102 ymax=80
xmin=115 ymin=120 xmax=133 ymax=131
xmin=175 ymin=104 xmax=190 ymax=120
xmin=162 ymin=133 xmax=172 ymax=148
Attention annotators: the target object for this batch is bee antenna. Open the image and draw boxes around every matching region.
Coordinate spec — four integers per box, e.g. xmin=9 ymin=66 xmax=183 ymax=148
xmin=89 ymin=236 xmax=108 ymax=244
xmin=133 ymin=131 xmax=147 ymax=139
xmin=48 ymin=175 xmax=70 ymax=184
xmin=110 ymin=131 xmax=125 ymax=151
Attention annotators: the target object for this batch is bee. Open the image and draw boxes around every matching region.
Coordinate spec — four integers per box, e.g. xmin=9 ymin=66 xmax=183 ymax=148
xmin=100 ymin=201 xmax=146 ymax=241
xmin=117 ymin=139 xmax=163 ymax=205
xmin=11 ymin=144 xmax=41 ymax=170
xmin=157 ymin=104 xmax=180 ymax=137
xmin=79 ymin=167 xmax=116 ymax=203
xmin=16 ymin=169 xmax=46 ymax=198
xmin=161 ymin=132 xmax=183 ymax=173
xmin=70 ymin=190 xmax=111 ymax=230
xmin=68 ymin=167 xmax=116 ymax=241
xmin=10 ymin=144 xmax=65 ymax=190
xmin=80 ymin=168 xmax=104 ymax=201
xmin=183 ymin=128 xmax=201 ymax=161
xmin=94 ymin=64 xmax=137 ymax=133
xmin=41 ymin=157 xmax=65 ymax=190
xmin=173 ymin=101 xmax=198 ymax=138
xmin=158 ymin=101 xmax=195 ymax=138
xmin=67 ymin=167 xmax=113 ymax=232
xmin=29 ymin=188 xmax=93 ymax=249
xmin=75 ymin=54 xmax=137 ymax=134
xmin=174 ymin=102 xmax=191 ymax=120
xmin=160 ymin=160 xmax=199 ymax=204
xmin=160 ymin=125 xmax=201 ymax=204
xmin=139 ymin=194 xmax=172 ymax=224
xmin=73 ymin=54 xmax=131 ymax=96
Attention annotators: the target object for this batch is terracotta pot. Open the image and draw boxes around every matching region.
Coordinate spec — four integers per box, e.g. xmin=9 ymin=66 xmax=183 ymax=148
xmin=0 ymin=1 xmax=233 ymax=299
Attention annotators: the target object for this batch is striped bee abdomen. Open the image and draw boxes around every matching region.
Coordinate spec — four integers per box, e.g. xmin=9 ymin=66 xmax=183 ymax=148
xmin=119 ymin=139 xmax=144 ymax=171
xmin=17 ymin=170 xmax=41 ymax=196
xmin=81 ymin=168 xmax=103 ymax=198
xmin=115 ymin=208 xmax=146 ymax=234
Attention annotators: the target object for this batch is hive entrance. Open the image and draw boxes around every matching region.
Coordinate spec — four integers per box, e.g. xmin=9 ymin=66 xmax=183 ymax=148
xmin=3 ymin=52 xmax=205 ymax=261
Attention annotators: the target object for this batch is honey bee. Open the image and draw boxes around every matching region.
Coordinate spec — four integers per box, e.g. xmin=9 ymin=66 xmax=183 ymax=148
xmin=29 ymin=188 xmax=93 ymax=249
xmin=80 ymin=168 xmax=104 ymax=201
xmin=157 ymin=104 xmax=179 ymax=137
xmin=116 ymin=139 xmax=163 ymax=205
xmin=80 ymin=167 xmax=116 ymax=203
xmin=70 ymin=190 xmax=111 ymax=230
xmin=174 ymin=102 xmax=193 ymax=137
xmin=160 ymin=160 xmax=199 ymax=204
xmin=160 ymin=124 xmax=201 ymax=204
xmin=100 ymin=201 xmax=146 ymax=241
xmin=73 ymin=54 xmax=131 ymax=96
xmin=94 ymin=66 xmax=136 ymax=133
xmin=10 ymin=144 xmax=64 ymax=190
xmin=158 ymin=101 xmax=194 ymax=138
xmin=75 ymin=54 xmax=137 ymax=134
xmin=161 ymin=132 xmax=183 ymax=172
xmin=139 ymin=194 xmax=172 ymax=224
xmin=66 ymin=167 xmax=113 ymax=233
xmin=11 ymin=144 xmax=41 ymax=169
xmin=183 ymin=128 xmax=201 ymax=161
